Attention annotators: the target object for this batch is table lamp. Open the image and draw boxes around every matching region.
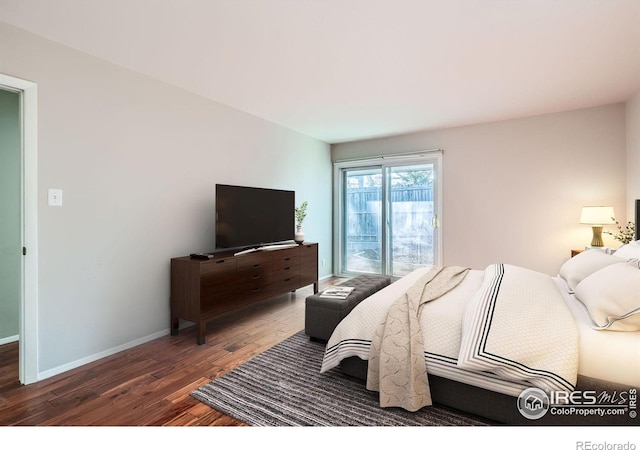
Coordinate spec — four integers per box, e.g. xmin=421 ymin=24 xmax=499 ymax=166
xmin=580 ymin=206 xmax=615 ymax=247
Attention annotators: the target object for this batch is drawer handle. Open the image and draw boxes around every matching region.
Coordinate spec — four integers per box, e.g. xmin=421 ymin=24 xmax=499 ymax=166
xmin=284 ymin=267 xmax=290 ymax=271
xmin=284 ymin=257 xmax=291 ymax=261
xmin=216 ymin=259 xmax=225 ymax=264
xmin=252 ymin=274 xmax=261 ymax=279
xmin=253 ymin=263 xmax=260 ymax=268
xmin=252 ymin=288 xmax=261 ymax=293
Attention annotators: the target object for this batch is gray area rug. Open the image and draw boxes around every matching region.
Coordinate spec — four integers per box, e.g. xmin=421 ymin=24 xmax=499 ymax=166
xmin=190 ymin=331 xmax=495 ymax=426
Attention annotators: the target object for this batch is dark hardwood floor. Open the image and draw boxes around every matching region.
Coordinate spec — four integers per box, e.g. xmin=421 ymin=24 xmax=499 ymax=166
xmin=0 ymin=278 xmax=342 ymax=426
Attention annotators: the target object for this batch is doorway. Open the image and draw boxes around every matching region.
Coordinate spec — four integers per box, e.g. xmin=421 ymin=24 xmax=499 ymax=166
xmin=334 ymin=152 xmax=442 ymax=277
xmin=0 ymin=73 xmax=38 ymax=385
xmin=0 ymin=88 xmax=20 ymax=386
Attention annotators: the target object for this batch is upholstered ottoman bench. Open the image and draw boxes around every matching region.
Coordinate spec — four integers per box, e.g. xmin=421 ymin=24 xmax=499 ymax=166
xmin=304 ymin=275 xmax=393 ymax=342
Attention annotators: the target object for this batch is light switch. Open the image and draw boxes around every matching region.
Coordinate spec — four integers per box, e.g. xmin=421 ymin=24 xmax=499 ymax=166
xmin=48 ymin=188 xmax=63 ymax=206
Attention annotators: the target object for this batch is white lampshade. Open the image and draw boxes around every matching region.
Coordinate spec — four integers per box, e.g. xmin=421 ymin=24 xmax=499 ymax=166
xmin=579 ymin=206 xmax=615 ymax=225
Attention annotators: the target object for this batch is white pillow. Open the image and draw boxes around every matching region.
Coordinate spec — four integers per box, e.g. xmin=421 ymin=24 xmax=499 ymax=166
xmin=558 ymin=249 xmax=623 ymax=292
xmin=612 ymin=241 xmax=640 ymax=260
xmin=574 ymin=262 xmax=640 ymax=331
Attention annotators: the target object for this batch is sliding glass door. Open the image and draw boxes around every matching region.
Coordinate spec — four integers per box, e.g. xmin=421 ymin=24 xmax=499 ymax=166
xmin=335 ymin=153 xmax=441 ymax=277
xmin=386 ymin=164 xmax=436 ymax=276
xmin=343 ymin=167 xmax=384 ymax=274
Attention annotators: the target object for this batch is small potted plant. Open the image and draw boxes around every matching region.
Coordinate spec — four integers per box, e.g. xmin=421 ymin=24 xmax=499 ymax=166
xmin=604 ymin=217 xmax=636 ymax=245
xmin=294 ymin=201 xmax=308 ymax=244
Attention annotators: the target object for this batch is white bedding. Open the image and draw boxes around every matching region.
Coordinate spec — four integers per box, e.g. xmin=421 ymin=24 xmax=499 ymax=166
xmin=321 ymin=265 xmax=640 ymax=400
xmin=457 ymin=264 xmax=578 ymax=392
xmin=554 ymin=276 xmax=640 ymax=387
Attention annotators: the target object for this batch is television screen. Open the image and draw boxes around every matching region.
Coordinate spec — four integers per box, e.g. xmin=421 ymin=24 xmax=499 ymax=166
xmin=215 ymin=184 xmax=295 ymax=249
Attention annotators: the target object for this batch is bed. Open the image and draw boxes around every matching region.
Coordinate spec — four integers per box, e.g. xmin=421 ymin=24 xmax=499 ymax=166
xmin=320 ymin=207 xmax=640 ymax=426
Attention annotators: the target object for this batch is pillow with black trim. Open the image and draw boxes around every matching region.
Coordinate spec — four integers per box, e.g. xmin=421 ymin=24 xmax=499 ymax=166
xmin=573 ymin=262 xmax=640 ymax=331
xmin=558 ymin=249 xmax=623 ymax=293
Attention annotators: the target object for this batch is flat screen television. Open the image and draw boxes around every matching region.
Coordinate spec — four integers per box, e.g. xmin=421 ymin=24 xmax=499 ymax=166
xmin=215 ymin=184 xmax=295 ymax=249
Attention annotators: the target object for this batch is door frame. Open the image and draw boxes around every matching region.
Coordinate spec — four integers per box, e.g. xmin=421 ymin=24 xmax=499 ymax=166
xmin=0 ymin=73 xmax=39 ymax=384
xmin=333 ymin=150 xmax=443 ymax=277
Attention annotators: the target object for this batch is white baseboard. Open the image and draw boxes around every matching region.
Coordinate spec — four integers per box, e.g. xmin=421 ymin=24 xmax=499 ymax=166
xmin=37 ymin=329 xmax=170 ymax=382
xmin=36 ymin=278 xmax=336 ymax=381
xmin=0 ymin=335 xmax=19 ymax=346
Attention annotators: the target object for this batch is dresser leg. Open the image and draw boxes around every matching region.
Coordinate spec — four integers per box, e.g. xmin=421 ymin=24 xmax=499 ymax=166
xmin=197 ymin=323 xmax=206 ymax=345
xmin=170 ymin=316 xmax=179 ymax=336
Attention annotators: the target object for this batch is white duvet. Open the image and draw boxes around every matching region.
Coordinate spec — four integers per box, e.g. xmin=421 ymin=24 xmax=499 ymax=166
xmin=321 ymin=264 xmax=581 ymax=399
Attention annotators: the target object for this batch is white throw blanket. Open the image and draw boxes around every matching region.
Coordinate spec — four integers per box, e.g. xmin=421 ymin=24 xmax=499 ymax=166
xmin=366 ymin=266 xmax=470 ymax=411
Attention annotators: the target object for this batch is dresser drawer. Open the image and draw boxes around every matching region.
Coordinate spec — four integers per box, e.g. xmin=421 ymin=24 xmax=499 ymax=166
xmin=270 ymin=264 xmax=301 ymax=283
xmin=271 ymin=247 xmax=298 ymax=268
xmin=200 ymin=257 xmax=237 ymax=276
xmin=272 ymin=255 xmax=300 ymax=271
xmin=236 ymin=253 xmax=271 ymax=278
xmin=300 ymin=243 xmax=317 ymax=259
xmin=236 ymin=251 xmax=272 ymax=271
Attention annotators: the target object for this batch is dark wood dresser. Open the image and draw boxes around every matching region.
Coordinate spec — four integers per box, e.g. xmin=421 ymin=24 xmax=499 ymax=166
xmin=170 ymin=243 xmax=318 ymax=344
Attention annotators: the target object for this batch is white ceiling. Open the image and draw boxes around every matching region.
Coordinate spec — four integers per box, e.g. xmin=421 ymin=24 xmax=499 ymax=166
xmin=1 ymin=0 xmax=640 ymax=144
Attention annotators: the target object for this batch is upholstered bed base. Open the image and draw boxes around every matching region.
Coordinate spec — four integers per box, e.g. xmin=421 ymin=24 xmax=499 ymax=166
xmin=339 ymin=356 xmax=637 ymax=426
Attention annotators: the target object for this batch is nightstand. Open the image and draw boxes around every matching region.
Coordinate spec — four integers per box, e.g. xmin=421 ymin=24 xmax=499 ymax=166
xmin=570 ymin=249 xmax=584 ymax=258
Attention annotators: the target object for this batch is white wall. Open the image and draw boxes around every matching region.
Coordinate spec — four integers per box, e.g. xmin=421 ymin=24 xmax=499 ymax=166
xmin=627 ymin=91 xmax=640 ymax=219
xmin=0 ymin=22 xmax=332 ymax=378
xmin=333 ymin=104 xmax=627 ymax=275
